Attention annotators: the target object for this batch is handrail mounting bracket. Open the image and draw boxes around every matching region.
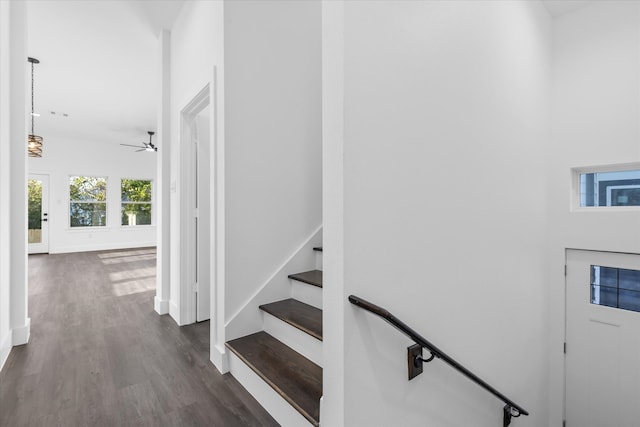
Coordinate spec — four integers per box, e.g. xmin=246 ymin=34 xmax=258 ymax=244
xmin=408 ymin=344 xmax=423 ymax=380
xmin=503 ymin=405 xmax=521 ymax=427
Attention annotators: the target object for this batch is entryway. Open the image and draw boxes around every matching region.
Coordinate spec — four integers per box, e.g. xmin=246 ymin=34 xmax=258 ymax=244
xmin=27 ymin=174 xmax=49 ymax=254
xmin=179 ymin=82 xmax=214 ymax=324
xmin=565 ymin=249 xmax=640 ymax=427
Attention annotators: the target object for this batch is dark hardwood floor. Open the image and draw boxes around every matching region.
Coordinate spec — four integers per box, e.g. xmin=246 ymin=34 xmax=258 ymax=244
xmin=0 ymin=248 xmax=278 ymax=427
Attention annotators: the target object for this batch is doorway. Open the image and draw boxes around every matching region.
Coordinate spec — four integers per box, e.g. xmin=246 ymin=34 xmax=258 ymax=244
xmin=180 ymin=84 xmax=213 ymax=324
xmin=565 ymin=249 xmax=640 ymax=426
xmin=27 ymin=174 xmax=49 ymax=254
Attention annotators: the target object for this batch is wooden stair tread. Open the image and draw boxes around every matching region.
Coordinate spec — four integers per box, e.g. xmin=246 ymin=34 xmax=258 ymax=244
xmin=260 ymin=299 xmax=322 ymax=341
xmin=226 ymin=332 xmax=322 ymax=426
xmin=313 ymin=247 xmax=323 ymax=252
xmin=288 ymin=270 xmax=323 ymax=288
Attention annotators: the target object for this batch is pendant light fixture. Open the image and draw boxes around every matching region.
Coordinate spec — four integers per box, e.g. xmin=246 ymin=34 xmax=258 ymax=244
xmin=27 ymin=57 xmax=43 ymax=158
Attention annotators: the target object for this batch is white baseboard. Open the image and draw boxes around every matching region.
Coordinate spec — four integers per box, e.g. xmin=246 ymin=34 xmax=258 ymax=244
xmin=0 ymin=331 xmax=12 ymax=372
xmin=154 ymin=296 xmax=169 ymax=315
xmin=211 ymin=343 xmax=229 ymax=374
xmin=228 ymin=349 xmax=313 ymax=427
xmin=11 ymin=318 xmax=30 ymax=346
xmin=50 ymin=241 xmax=156 ymax=254
xmin=169 ymin=300 xmax=180 ymax=324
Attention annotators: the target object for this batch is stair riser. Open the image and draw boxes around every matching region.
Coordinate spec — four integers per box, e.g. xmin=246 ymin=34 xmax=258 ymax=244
xmin=291 ymin=280 xmax=322 ymax=309
xmin=227 ymin=350 xmax=315 ymax=427
xmin=315 ymin=251 xmax=323 ymax=270
xmin=262 ymin=311 xmax=323 ymax=367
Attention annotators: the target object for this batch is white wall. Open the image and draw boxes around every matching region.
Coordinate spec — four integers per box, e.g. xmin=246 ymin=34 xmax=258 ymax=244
xmin=169 ymin=0 xmax=322 ymax=371
xmin=223 ymin=0 xmax=322 ymax=328
xmin=169 ymin=0 xmax=223 ymax=328
xmin=0 ymin=0 xmax=29 ymax=370
xmin=28 ymin=136 xmax=156 ymax=254
xmin=324 ymin=1 xmax=552 ymax=425
xmin=548 ymin=2 xmax=640 ymax=423
xmin=0 ymin=0 xmax=13 ymax=369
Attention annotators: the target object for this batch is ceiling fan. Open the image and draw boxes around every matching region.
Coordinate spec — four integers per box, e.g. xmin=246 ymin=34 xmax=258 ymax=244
xmin=121 ymin=131 xmax=157 ymax=152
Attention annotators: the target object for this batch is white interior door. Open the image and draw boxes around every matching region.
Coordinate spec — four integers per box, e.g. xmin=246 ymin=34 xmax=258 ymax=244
xmin=565 ymin=249 xmax=640 ymax=427
xmin=28 ymin=174 xmax=49 ymax=254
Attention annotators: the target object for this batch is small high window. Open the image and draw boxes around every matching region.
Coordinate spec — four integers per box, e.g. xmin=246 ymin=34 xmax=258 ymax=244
xmin=121 ymin=179 xmax=152 ymax=226
xmin=579 ymin=168 xmax=640 ymax=207
xmin=591 ymin=265 xmax=640 ymax=313
xmin=69 ymin=176 xmax=107 ymax=227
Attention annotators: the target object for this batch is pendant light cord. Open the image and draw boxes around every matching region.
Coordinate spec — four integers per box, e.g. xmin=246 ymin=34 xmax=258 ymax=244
xmin=30 ymin=59 xmax=35 ymax=136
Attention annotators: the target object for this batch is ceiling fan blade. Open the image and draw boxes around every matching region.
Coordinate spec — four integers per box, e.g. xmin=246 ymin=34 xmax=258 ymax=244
xmin=120 ymin=143 xmax=144 ymax=148
xmin=135 ymin=148 xmax=146 ymax=152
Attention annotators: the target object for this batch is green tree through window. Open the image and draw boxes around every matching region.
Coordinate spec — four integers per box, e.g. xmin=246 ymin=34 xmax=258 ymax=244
xmin=28 ymin=179 xmax=42 ymax=230
xmin=69 ymin=176 xmax=107 ymax=227
xmin=121 ymin=179 xmax=152 ymax=226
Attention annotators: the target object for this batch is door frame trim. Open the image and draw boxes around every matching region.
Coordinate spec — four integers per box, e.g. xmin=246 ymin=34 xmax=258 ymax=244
xmin=179 ymin=84 xmax=210 ymax=326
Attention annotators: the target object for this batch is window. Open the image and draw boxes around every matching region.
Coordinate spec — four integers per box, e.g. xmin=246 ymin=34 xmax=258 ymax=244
xmin=69 ymin=176 xmax=107 ymax=227
xmin=121 ymin=179 xmax=152 ymax=226
xmin=591 ymin=265 xmax=640 ymax=313
xmin=579 ymin=168 xmax=640 ymax=207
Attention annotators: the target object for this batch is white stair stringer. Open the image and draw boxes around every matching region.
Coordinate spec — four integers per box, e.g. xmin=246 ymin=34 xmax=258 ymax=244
xmin=315 ymin=250 xmax=323 ymax=270
xmin=262 ymin=310 xmax=323 ymax=366
xmin=227 ymin=350 xmax=314 ymax=427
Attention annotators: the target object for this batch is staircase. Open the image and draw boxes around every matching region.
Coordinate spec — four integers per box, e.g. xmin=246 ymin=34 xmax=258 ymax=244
xmin=226 ymin=247 xmax=323 ymax=426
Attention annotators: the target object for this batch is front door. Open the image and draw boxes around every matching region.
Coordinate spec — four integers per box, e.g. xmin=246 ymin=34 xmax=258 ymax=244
xmin=565 ymin=249 xmax=640 ymax=427
xmin=28 ymin=174 xmax=49 ymax=254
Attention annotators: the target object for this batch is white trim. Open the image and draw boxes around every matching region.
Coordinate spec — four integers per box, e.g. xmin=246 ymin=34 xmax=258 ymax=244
xmin=118 ymin=225 xmax=156 ymax=231
xmin=0 ymin=331 xmax=11 ymax=372
xmin=156 ymin=28 xmax=171 ymax=323
xmin=211 ymin=63 xmax=227 ymax=379
xmin=321 ymin=1 xmax=345 ymax=424
xmin=211 ymin=343 xmax=229 ymax=374
xmin=11 ymin=318 xmax=30 ymax=346
xmin=228 ymin=350 xmax=313 ymax=427
xmin=66 ymin=226 xmax=112 ymax=232
xmin=224 ymin=226 xmax=322 ymax=344
xmin=179 ymin=83 xmax=211 ymax=326
xmin=572 ymin=162 xmax=640 ymax=175
xmin=154 ymin=296 xmax=169 ymax=315
xmin=49 ymin=241 xmax=156 ymax=255
xmin=169 ymin=300 xmax=180 ymax=324
xmin=226 ymin=225 xmax=323 ymax=325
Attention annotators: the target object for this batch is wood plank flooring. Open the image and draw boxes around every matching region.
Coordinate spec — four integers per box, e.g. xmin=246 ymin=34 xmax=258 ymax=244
xmin=0 ymin=248 xmax=278 ymax=427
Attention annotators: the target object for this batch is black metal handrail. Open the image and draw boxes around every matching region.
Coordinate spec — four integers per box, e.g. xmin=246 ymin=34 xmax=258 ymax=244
xmin=348 ymin=294 xmax=529 ymax=427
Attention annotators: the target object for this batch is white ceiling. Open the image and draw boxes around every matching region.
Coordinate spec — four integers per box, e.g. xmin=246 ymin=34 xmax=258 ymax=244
xmin=541 ymin=0 xmax=594 ymax=17
xmin=27 ymin=0 xmax=185 ymax=147
xmin=25 ymin=0 xmax=596 ymax=149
